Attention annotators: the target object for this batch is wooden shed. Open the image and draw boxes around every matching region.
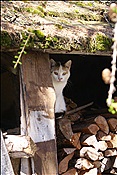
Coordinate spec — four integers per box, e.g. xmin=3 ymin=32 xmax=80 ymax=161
xmin=1 ymin=1 xmax=117 ymax=175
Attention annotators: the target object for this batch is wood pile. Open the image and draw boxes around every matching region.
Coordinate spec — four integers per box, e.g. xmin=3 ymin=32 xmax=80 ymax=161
xmin=57 ymin=98 xmax=117 ymax=175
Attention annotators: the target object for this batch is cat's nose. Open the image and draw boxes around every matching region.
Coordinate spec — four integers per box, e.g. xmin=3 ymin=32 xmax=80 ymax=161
xmin=58 ymin=77 xmax=62 ymax=81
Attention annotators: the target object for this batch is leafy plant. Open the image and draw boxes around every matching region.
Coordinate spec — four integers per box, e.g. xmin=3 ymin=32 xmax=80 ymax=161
xmin=108 ymin=99 xmax=117 ymax=114
xmin=13 ymin=33 xmax=31 ymax=69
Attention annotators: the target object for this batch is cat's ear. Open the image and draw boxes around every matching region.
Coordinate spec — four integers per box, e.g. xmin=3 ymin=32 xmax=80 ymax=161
xmin=50 ymin=59 xmax=56 ymax=67
xmin=65 ymin=60 xmax=72 ymax=69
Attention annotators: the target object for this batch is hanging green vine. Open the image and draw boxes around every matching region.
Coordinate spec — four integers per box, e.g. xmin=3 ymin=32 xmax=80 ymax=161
xmin=13 ymin=33 xmax=31 ymax=69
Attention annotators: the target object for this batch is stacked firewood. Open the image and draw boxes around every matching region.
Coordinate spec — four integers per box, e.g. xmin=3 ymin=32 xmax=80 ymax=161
xmin=57 ymin=99 xmax=117 ymax=175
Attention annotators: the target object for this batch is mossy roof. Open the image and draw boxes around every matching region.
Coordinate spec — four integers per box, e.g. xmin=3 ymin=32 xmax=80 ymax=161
xmin=1 ymin=1 xmax=114 ymax=55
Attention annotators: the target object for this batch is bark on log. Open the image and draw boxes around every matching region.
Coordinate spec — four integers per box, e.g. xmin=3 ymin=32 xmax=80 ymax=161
xmin=72 ymin=121 xmax=99 ymax=135
xmin=104 ymin=148 xmax=117 ymax=157
xmin=62 ymin=168 xmax=78 ymax=175
xmin=71 ymin=132 xmax=81 ymax=150
xmin=106 ymin=133 xmax=117 ymax=148
xmin=59 ymin=118 xmax=73 ymax=140
xmin=94 ymin=115 xmax=109 ymax=134
xmin=107 ymin=118 xmax=117 ymax=132
xmin=100 ymin=157 xmax=112 ymax=172
xmin=80 ymin=134 xmax=98 ymax=150
xmin=57 ymin=114 xmax=117 ymax=175
xmin=96 ymin=131 xmax=111 ymax=141
xmin=59 ymin=152 xmax=74 ymax=174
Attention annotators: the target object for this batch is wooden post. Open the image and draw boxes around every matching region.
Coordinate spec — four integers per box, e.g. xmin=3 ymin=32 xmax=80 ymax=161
xmin=20 ymin=51 xmax=58 ymax=175
xmin=1 ymin=131 xmax=15 ymax=175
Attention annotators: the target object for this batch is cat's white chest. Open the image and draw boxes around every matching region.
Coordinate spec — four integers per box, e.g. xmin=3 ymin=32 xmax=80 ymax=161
xmin=53 ymin=81 xmax=67 ymax=113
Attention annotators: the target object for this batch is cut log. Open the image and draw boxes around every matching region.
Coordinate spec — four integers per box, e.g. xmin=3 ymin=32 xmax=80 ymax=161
xmin=100 ymin=157 xmax=112 ymax=172
xmin=108 ymin=118 xmax=117 ymax=132
xmin=59 ymin=152 xmax=74 ymax=174
xmin=94 ymin=115 xmax=109 ymax=134
xmin=113 ymin=156 xmax=117 ymax=168
xmin=98 ymin=152 xmax=104 ymax=160
xmin=62 ymin=168 xmax=78 ymax=175
xmin=71 ymin=132 xmax=81 ymax=150
xmin=80 ymin=147 xmax=99 ymax=161
xmin=75 ymin=158 xmax=94 ymax=170
xmin=59 ymin=118 xmax=73 ymax=140
xmin=110 ymin=169 xmax=117 ymax=175
xmin=98 ymin=141 xmax=108 ymax=151
xmin=82 ymin=124 xmax=99 ymax=135
xmin=4 ymin=135 xmax=37 ymax=158
xmin=78 ymin=168 xmax=98 ymax=175
xmin=96 ymin=131 xmax=111 ymax=141
xmin=81 ymin=124 xmax=99 ymax=135
xmin=72 ymin=121 xmax=99 ymax=135
xmin=106 ymin=133 xmax=117 ymax=148
xmin=93 ymin=160 xmax=102 ymax=168
xmin=104 ymin=148 xmax=117 ymax=157
xmin=80 ymin=134 xmax=98 ymax=150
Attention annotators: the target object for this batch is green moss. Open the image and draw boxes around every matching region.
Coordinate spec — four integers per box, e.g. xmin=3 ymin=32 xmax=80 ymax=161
xmin=47 ymin=10 xmax=101 ymax=21
xmin=55 ymin=24 xmax=63 ymax=29
xmin=47 ymin=11 xmax=60 ymax=17
xmin=1 ymin=31 xmax=12 ymax=47
xmin=89 ymin=33 xmax=112 ymax=52
xmin=74 ymin=1 xmax=86 ymax=7
xmin=28 ymin=29 xmax=45 ymax=40
xmin=25 ymin=7 xmax=45 ymax=17
xmin=37 ymin=6 xmax=45 ymax=13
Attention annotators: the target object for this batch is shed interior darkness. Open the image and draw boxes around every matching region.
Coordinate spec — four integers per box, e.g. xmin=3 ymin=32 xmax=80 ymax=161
xmin=1 ymin=52 xmax=117 ymax=131
xmin=50 ymin=54 xmax=117 ymax=108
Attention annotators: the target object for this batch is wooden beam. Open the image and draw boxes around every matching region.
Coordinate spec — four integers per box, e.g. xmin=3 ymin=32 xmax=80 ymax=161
xmin=20 ymin=51 xmax=58 ymax=175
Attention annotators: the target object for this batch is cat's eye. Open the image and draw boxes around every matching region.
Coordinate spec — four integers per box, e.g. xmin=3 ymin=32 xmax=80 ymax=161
xmin=62 ymin=72 xmax=67 ymax=75
xmin=54 ymin=72 xmax=58 ymax=75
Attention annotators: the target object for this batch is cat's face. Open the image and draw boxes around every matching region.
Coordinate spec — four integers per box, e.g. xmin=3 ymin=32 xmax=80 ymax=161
xmin=50 ymin=59 xmax=72 ymax=82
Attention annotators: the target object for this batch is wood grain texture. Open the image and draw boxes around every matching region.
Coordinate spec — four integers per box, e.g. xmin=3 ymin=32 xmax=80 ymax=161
xmin=20 ymin=51 xmax=57 ymax=175
xmin=21 ymin=51 xmax=55 ymax=119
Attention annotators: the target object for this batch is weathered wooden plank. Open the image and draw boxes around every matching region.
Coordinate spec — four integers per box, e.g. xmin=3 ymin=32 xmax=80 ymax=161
xmin=21 ymin=51 xmax=55 ymax=116
xmin=1 ymin=131 xmax=15 ymax=175
xmin=20 ymin=51 xmax=57 ymax=175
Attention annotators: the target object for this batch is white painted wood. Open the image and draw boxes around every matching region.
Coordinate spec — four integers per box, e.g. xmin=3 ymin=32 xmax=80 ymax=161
xmin=28 ymin=110 xmax=55 ymax=143
xmin=1 ymin=131 xmax=15 ymax=175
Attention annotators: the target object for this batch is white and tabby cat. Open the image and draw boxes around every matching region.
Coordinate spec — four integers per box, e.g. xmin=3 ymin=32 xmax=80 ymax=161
xmin=50 ymin=59 xmax=72 ymax=113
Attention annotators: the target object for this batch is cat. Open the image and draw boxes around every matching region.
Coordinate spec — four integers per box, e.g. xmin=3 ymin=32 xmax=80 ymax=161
xmin=50 ymin=59 xmax=72 ymax=113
